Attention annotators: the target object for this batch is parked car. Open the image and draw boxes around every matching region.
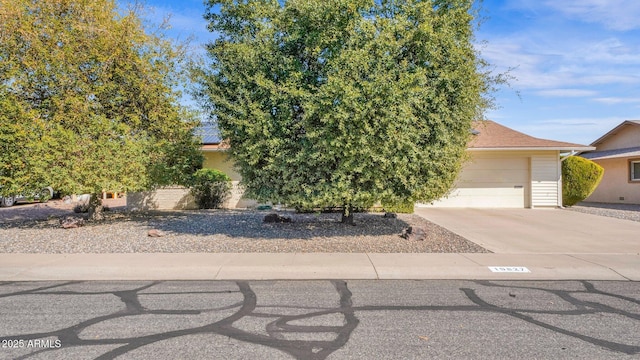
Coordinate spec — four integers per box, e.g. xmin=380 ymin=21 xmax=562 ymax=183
xmin=0 ymin=186 xmax=54 ymax=207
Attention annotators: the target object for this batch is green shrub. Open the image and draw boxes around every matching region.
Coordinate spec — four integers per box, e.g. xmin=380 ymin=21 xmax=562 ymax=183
xmin=189 ymin=168 xmax=232 ymax=209
xmin=381 ymin=199 xmax=415 ymax=214
xmin=562 ymin=156 xmax=604 ymax=207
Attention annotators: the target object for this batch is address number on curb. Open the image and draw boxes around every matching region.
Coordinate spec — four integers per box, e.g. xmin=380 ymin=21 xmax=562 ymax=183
xmin=488 ymin=266 xmax=531 ymax=273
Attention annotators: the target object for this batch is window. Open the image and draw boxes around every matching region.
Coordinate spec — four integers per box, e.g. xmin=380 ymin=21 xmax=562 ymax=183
xmin=631 ymin=160 xmax=640 ymax=182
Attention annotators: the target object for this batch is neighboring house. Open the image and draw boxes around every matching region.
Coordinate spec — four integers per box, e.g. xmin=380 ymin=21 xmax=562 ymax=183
xmin=422 ymin=120 xmax=593 ymax=208
xmin=129 ymin=120 xmax=593 ymax=210
xmin=127 ymin=125 xmax=255 ymax=210
xmin=580 ymin=120 xmax=640 ymax=205
xmin=199 ymin=125 xmax=256 ymax=209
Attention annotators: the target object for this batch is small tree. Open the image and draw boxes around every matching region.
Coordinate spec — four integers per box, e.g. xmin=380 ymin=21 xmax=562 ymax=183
xmin=197 ymin=0 xmax=497 ymax=224
xmin=190 ymin=169 xmax=232 ymax=209
xmin=562 ymin=156 xmax=604 ymax=207
xmin=0 ymin=0 xmax=203 ymax=220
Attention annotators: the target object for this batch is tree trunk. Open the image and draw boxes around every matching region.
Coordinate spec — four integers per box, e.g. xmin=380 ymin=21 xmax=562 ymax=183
xmin=87 ymin=193 xmax=104 ymax=221
xmin=341 ymin=204 xmax=355 ymax=225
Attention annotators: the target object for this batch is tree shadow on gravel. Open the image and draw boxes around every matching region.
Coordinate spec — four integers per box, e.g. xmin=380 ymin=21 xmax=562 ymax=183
xmin=1 ymin=209 xmax=414 ymax=239
xmin=0 ymin=210 xmax=490 ymax=254
xmin=130 ymin=210 xmax=414 ymax=239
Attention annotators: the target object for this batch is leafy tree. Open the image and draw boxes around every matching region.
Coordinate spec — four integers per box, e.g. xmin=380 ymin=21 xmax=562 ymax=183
xmin=197 ymin=0 xmax=495 ymax=224
xmin=0 ymin=0 xmax=203 ymax=218
xmin=562 ymin=156 xmax=604 ymax=207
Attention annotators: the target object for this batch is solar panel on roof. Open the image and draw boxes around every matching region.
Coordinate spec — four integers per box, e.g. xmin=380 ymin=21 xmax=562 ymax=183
xmin=194 ymin=125 xmax=221 ymax=144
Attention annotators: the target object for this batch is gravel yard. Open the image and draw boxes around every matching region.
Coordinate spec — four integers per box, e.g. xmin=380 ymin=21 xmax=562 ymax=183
xmin=0 ymin=209 xmax=489 ymax=254
xmin=564 ymin=202 xmax=640 ymax=222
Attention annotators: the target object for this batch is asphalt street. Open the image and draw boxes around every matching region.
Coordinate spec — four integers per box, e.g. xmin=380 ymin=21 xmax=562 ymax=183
xmin=0 ymin=280 xmax=638 ymax=360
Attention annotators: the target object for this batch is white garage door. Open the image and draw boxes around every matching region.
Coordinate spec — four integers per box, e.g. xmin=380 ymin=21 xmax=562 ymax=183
xmin=425 ymin=154 xmax=530 ymax=208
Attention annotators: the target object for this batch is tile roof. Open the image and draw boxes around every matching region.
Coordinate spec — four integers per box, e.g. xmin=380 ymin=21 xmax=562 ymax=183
xmin=469 ymin=120 xmax=593 ymax=150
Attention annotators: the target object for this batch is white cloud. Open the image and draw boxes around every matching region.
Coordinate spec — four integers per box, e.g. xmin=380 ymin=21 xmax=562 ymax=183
xmin=593 ymin=97 xmax=640 ymax=105
xmin=577 ymin=38 xmax=640 ymax=64
xmin=543 ymin=0 xmax=640 ymax=31
xmin=479 ymin=34 xmax=640 ymax=91
xmin=535 ymin=89 xmax=598 ymax=97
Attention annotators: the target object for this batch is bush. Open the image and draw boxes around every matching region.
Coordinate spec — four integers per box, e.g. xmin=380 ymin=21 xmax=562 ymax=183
xmin=381 ymin=199 xmax=415 ymax=214
xmin=562 ymin=156 xmax=604 ymax=207
xmin=189 ymin=168 xmax=232 ymax=209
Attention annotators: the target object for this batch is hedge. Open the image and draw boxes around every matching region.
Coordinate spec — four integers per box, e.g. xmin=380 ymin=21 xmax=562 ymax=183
xmin=562 ymin=156 xmax=604 ymax=207
xmin=189 ymin=168 xmax=232 ymax=209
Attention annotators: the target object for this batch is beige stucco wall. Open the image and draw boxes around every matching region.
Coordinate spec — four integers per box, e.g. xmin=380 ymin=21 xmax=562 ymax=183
xmin=127 ymin=186 xmax=197 ymax=210
xmin=127 ymin=151 xmax=258 ymax=210
xmin=203 ymin=151 xmax=241 ymax=181
xmin=596 ymin=125 xmax=640 ymax=151
xmin=584 ymin=158 xmax=640 ymax=204
xmin=126 ymin=182 xmax=258 ymax=210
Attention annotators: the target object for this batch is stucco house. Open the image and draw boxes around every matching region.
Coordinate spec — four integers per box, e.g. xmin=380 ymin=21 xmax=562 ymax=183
xmin=127 ymin=125 xmax=256 ymax=210
xmin=422 ymin=120 xmax=593 ymax=208
xmin=128 ymin=120 xmax=593 ymax=210
xmin=199 ymin=126 xmax=257 ymax=209
xmin=580 ymin=120 xmax=640 ymax=205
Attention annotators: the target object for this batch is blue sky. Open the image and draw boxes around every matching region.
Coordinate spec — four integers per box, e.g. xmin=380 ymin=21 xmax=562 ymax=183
xmin=132 ymin=0 xmax=640 ymax=146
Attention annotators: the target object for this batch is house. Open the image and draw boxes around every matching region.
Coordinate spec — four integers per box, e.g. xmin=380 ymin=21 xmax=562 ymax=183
xmin=128 ymin=120 xmax=593 ymax=210
xmin=421 ymin=120 xmax=594 ymax=208
xmin=580 ymin=120 xmax=640 ymax=205
xmin=126 ymin=125 xmax=256 ymax=210
xmin=199 ymin=125 xmax=256 ymax=209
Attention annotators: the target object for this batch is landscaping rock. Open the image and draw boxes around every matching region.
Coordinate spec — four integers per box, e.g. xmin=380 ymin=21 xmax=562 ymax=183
xmin=383 ymin=212 xmax=397 ymax=219
xmin=400 ymin=226 xmax=427 ymax=241
xmin=60 ymin=216 xmax=85 ymax=229
xmin=263 ymin=213 xmax=292 ymax=223
xmin=147 ymin=229 xmax=164 ymax=237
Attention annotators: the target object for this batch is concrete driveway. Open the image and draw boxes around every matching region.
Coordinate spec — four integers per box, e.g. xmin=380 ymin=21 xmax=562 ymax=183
xmin=415 ymin=208 xmax=640 ymax=254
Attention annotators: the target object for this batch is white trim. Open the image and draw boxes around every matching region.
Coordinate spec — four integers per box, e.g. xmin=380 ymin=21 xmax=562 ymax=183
xmin=469 ymin=147 xmax=595 ymax=152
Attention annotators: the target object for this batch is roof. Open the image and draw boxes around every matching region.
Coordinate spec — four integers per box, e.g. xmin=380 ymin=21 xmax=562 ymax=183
xmin=194 ymin=120 xmax=595 ymax=152
xmin=590 ymin=120 xmax=640 ymax=147
xmin=580 ymin=146 xmax=640 ymax=160
xmin=194 ymin=125 xmax=221 ymax=145
xmin=194 ymin=125 xmax=230 ymax=151
xmin=469 ymin=120 xmax=594 ymax=151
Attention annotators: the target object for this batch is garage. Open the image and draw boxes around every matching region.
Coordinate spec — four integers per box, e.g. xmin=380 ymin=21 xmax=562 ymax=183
xmin=419 ymin=121 xmax=594 ymax=209
xmin=429 ymin=152 xmax=530 ymax=208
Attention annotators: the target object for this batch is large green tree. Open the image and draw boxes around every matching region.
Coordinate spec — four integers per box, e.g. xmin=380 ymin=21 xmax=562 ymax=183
xmin=197 ymin=0 xmax=494 ymax=223
xmin=0 ymin=0 xmax=203 ymax=217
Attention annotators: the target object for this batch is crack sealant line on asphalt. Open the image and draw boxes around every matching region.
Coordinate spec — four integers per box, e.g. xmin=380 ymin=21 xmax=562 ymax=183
xmin=566 ymin=254 xmax=633 ymax=281
xmin=365 ymin=253 xmax=380 ymax=280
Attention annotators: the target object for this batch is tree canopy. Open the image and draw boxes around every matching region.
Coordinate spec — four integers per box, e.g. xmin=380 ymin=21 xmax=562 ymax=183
xmin=197 ymin=0 xmax=495 ymax=222
xmin=0 ymin=0 xmax=203 ymax=203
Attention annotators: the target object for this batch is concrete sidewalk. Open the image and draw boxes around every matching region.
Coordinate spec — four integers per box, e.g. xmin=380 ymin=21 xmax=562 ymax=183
xmin=1 ymin=253 xmax=638 ymax=281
